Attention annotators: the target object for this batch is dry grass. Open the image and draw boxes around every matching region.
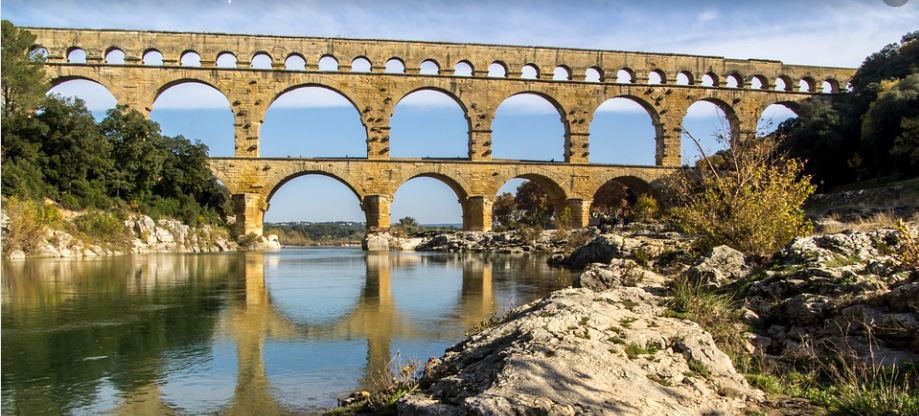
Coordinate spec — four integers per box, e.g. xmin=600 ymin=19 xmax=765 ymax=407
xmin=819 ymin=211 xmax=905 ymax=234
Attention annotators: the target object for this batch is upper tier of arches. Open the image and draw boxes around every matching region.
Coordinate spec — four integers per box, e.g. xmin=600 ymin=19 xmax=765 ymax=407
xmin=28 ymin=27 xmax=854 ymax=94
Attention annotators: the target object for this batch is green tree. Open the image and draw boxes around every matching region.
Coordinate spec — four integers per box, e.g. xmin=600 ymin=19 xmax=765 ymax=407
xmin=99 ymin=106 xmax=167 ymax=200
xmin=861 ymin=75 xmax=919 ymax=175
xmin=492 ymin=192 xmax=518 ymax=229
xmin=1 ymin=20 xmax=48 ymax=118
xmin=515 ymin=181 xmax=553 ymax=227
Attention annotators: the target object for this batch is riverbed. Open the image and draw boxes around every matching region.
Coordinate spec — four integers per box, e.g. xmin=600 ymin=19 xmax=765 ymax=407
xmin=1 ymin=248 xmax=576 ymax=415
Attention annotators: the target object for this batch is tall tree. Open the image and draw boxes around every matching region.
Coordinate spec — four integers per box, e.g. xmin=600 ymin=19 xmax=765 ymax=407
xmin=1 ymin=20 xmax=47 ymax=118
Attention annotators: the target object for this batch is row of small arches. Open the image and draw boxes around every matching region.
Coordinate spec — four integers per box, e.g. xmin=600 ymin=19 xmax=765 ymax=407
xmin=34 ymin=45 xmax=842 ymax=94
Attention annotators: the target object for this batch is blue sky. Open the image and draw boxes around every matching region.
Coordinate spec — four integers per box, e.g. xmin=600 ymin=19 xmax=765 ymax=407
xmin=7 ymin=0 xmax=917 ymax=224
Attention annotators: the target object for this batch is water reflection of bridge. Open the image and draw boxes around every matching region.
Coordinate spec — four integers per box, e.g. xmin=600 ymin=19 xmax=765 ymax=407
xmin=219 ymin=251 xmax=496 ymax=414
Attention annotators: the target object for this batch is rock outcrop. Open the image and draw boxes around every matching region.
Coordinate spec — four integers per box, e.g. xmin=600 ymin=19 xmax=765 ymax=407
xmin=743 ymin=227 xmax=919 ymax=362
xmin=686 ymin=245 xmax=749 ymax=287
xmin=551 ymin=231 xmax=689 ymax=269
xmin=400 ymin=286 xmax=763 ymax=415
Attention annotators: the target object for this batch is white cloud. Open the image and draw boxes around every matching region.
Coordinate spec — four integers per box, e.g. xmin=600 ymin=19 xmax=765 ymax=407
xmin=697 ymin=9 xmax=718 ymax=23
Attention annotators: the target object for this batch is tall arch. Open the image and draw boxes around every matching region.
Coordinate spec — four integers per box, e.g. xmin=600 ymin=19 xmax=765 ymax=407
xmin=151 ymin=80 xmax=234 ymax=156
xmin=589 ymin=96 xmax=659 ymax=165
xmin=390 ymin=89 xmax=470 ymax=158
xmin=492 ymin=92 xmax=567 ymax=161
xmin=261 ymin=85 xmax=366 ymax=158
xmin=47 ymin=77 xmax=118 ymax=120
xmin=681 ymin=99 xmax=737 ymax=165
xmin=757 ymin=102 xmax=799 ymax=136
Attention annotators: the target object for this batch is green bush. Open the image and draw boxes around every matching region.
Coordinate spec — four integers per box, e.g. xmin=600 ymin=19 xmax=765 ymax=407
xmin=69 ymin=211 xmax=130 ymax=247
xmin=632 ymin=195 xmax=660 ymax=222
xmin=670 ymin=129 xmax=815 ymax=257
xmin=1 ymin=197 xmax=59 ymax=254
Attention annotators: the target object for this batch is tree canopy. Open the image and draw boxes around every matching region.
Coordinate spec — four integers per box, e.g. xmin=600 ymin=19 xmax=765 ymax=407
xmin=0 ymin=21 xmax=230 ymax=225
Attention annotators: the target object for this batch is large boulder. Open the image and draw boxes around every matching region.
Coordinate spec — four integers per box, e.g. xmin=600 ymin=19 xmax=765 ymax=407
xmin=401 ymin=288 xmax=763 ymax=415
xmin=576 ymin=259 xmax=665 ymax=291
xmin=686 ymin=245 xmax=748 ymax=287
xmin=362 ymin=233 xmax=392 ymax=251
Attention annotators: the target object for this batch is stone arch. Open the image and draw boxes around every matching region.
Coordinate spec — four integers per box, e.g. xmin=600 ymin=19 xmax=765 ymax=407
xmin=318 ymin=55 xmax=338 ymax=71
xmin=648 ymin=69 xmax=666 ymax=85
xmin=142 ymin=48 xmax=163 ymax=66
xmin=420 ymin=59 xmax=440 ymax=75
xmin=390 ymin=87 xmax=471 ymax=158
xmin=251 ymin=52 xmax=273 ymax=69
xmin=385 ymin=57 xmax=405 ymax=74
xmin=152 ymin=78 xmax=234 ymax=156
xmin=553 ymin=65 xmax=571 ymax=81
xmin=67 ymin=47 xmax=86 ymax=63
xmin=585 ymin=66 xmax=603 ymax=82
xmin=616 ymin=68 xmax=635 ymax=84
xmin=589 ymin=95 xmax=661 ymax=165
xmin=395 ymin=171 xmax=470 ymax=201
xmin=725 ymin=72 xmax=743 ymax=88
xmin=351 ymin=56 xmax=372 ymax=72
xmin=285 ymin=53 xmax=306 ymax=70
xmin=701 ymin=73 xmax=718 ymax=87
xmin=492 ymin=171 xmax=568 ymax=202
xmin=46 ymin=75 xmax=120 ymax=115
xmin=757 ymin=100 xmax=800 ymax=135
xmin=262 ymin=84 xmax=368 ymax=157
xmin=492 ymin=91 xmax=569 ymax=161
xmin=180 ymin=50 xmax=201 ymax=67
xmin=521 ymin=63 xmax=539 ymax=79
xmin=48 ymin=74 xmax=119 ymax=97
xmin=775 ymin=75 xmax=793 ymax=91
xmin=266 ymin=169 xmax=365 ymax=204
xmin=676 ymin=71 xmax=694 ymax=85
xmin=153 ymin=78 xmax=228 ymax=105
xmin=822 ymin=79 xmax=840 ymax=94
xmin=454 ymin=60 xmax=473 ymax=76
xmin=799 ymin=77 xmax=816 ymax=92
xmin=29 ymin=45 xmax=49 ymax=61
xmin=749 ymin=75 xmax=768 ymax=90
xmin=589 ymin=175 xmax=659 ymax=218
xmin=216 ymin=51 xmax=238 ymax=68
xmin=104 ymin=47 xmax=125 ymax=64
xmin=488 ymin=61 xmax=508 ymax=78
xmin=681 ymin=98 xmax=739 ymax=165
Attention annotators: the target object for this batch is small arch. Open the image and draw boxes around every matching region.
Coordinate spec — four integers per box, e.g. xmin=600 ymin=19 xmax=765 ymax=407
xmin=104 ymin=48 xmax=125 ymax=64
xmin=251 ymin=52 xmax=272 ymax=69
xmin=676 ymin=71 xmax=693 ymax=86
xmin=647 ymin=70 xmax=665 ymax=85
xmin=285 ymin=54 xmax=306 ymax=71
xmin=553 ymin=66 xmax=571 ymax=81
xmin=420 ymin=59 xmax=439 ymax=75
xmin=701 ymin=73 xmax=718 ymax=87
xmin=385 ymin=58 xmax=405 ymax=74
xmin=29 ymin=46 xmax=49 ymax=62
xmin=216 ymin=52 xmax=238 ymax=68
xmin=725 ymin=73 xmax=742 ymax=88
xmin=585 ymin=67 xmax=603 ymax=82
xmin=521 ymin=64 xmax=539 ymax=79
xmin=488 ymin=61 xmax=507 ymax=78
xmin=775 ymin=76 xmax=792 ymax=91
xmin=749 ymin=75 xmax=767 ymax=90
xmin=822 ymin=79 xmax=839 ymax=94
xmin=142 ymin=49 xmax=163 ymax=66
xmin=318 ymin=55 xmax=338 ymax=71
xmin=180 ymin=50 xmax=201 ymax=67
xmin=67 ymin=47 xmax=86 ymax=63
xmin=454 ymin=60 xmax=473 ymax=77
xmin=351 ymin=56 xmax=371 ymax=73
xmin=616 ymin=68 xmax=634 ymax=84
xmin=799 ymin=77 xmax=815 ymax=92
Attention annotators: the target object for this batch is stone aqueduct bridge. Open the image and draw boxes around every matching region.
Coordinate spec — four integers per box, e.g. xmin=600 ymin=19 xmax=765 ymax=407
xmin=29 ymin=27 xmax=855 ymax=234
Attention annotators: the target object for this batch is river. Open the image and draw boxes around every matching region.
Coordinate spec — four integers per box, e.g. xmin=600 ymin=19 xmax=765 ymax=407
xmin=1 ymin=248 xmax=576 ymax=415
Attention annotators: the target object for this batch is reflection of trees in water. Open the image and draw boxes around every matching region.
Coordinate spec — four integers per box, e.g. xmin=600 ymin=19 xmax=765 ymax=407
xmin=1 ymin=255 xmax=235 ymax=415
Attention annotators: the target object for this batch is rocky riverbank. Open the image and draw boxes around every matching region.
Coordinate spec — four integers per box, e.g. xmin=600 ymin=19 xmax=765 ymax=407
xmin=2 ymin=211 xmax=281 ymax=260
xmin=390 ymin=222 xmax=918 ymax=415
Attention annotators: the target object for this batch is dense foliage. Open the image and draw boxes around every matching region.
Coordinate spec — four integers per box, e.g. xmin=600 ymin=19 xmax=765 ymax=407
xmin=0 ymin=21 xmax=230 ymax=225
xmin=264 ymin=222 xmax=366 ymax=245
xmin=671 ymin=130 xmax=815 ymax=257
xmin=778 ymin=31 xmax=919 ymax=185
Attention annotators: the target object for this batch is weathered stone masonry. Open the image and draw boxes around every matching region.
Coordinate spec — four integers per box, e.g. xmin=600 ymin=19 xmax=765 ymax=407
xmin=28 ymin=27 xmax=856 ymax=235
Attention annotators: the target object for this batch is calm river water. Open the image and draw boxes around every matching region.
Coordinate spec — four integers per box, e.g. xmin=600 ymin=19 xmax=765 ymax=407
xmin=1 ymin=248 xmax=576 ymax=415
